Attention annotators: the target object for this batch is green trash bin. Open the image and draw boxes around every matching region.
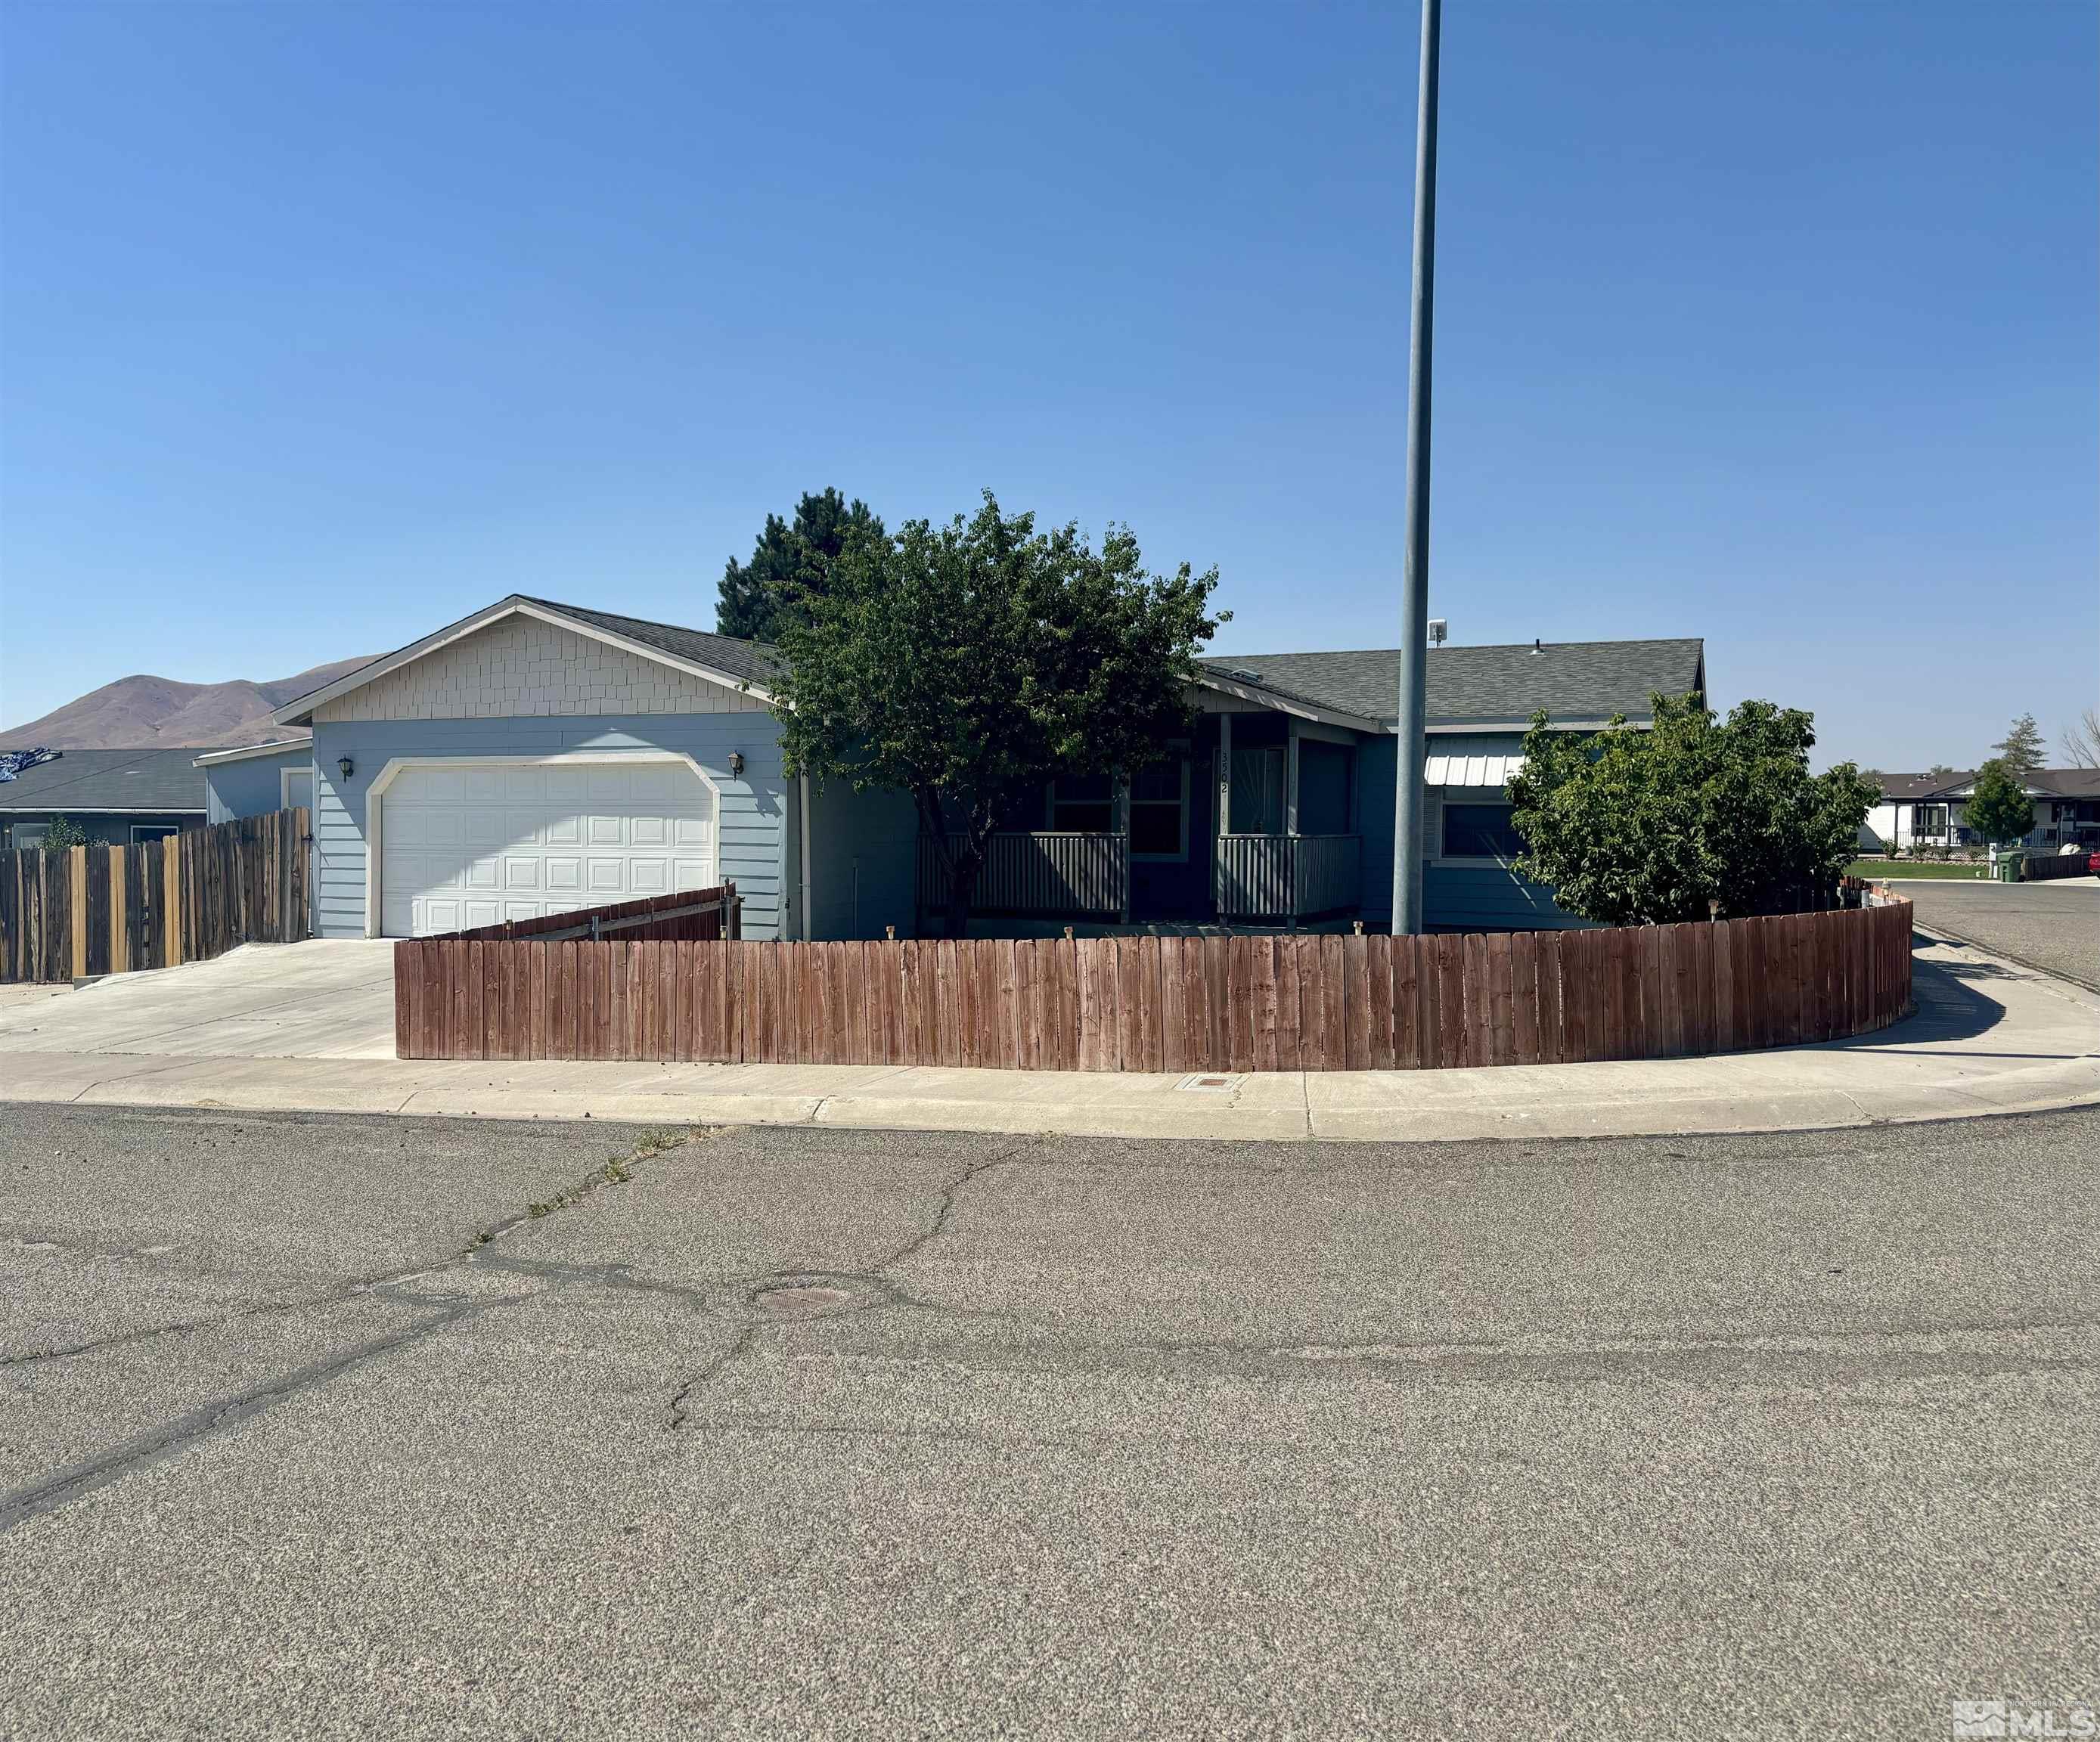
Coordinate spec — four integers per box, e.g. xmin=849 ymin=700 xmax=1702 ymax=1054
xmin=1991 ymin=852 xmax=2023 ymax=882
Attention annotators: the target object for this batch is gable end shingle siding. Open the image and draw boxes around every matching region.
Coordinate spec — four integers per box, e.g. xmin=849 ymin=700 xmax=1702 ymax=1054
xmin=313 ymin=613 xmax=768 ymax=724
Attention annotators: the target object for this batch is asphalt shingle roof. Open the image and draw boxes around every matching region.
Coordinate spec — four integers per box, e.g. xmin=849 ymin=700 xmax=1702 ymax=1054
xmin=1200 ymin=637 xmax=1707 ymax=727
xmin=0 ymin=748 xmax=209 ymax=812
xmin=520 ymin=597 xmax=780 ymax=690
xmin=1878 ymin=767 xmax=2100 ymax=801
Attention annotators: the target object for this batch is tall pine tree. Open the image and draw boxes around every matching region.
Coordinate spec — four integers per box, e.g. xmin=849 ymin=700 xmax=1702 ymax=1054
xmin=715 ymin=489 xmax=885 ymax=642
xmin=1992 ymin=712 xmax=2045 ymax=775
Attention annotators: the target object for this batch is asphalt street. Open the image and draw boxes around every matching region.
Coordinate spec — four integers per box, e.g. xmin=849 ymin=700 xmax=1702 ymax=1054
xmin=1903 ymin=878 xmax=2100 ymax=990
xmin=2 ymin=1104 xmax=2095 ymax=1740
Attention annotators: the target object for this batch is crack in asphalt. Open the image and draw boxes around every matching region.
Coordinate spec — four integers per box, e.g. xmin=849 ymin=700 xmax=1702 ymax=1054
xmin=0 ymin=1130 xmax=705 ymax=1533
xmin=667 ymin=1325 xmax=756 ymax=1431
xmin=0 ymin=1297 xmax=489 ymax=1533
xmin=661 ymin=1137 xmax=1038 ymax=1430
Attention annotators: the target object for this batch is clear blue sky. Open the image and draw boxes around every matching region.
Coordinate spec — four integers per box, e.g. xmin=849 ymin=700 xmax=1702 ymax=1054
xmin=2 ymin=0 xmax=2092 ymax=769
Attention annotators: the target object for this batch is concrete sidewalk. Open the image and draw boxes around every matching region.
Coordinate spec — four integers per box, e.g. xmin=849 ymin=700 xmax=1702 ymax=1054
xmin=1 ymin=929 xmax=2095 ymax=1142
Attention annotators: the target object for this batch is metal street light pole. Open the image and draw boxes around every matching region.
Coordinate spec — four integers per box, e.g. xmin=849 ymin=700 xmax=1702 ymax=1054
xmin=1391 ymin=0 xmax=1441 ymax=935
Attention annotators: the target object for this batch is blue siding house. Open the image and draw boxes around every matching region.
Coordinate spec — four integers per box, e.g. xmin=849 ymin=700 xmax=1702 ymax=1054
xmin=269 ymin=594 xmax=1705 ymax=941
xmin=196 ymin=739 xmax=316 ymax=824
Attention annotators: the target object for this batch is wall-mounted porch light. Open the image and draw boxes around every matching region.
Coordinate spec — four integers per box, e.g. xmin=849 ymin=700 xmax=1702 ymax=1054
xmin=728 ymin=751 xmax=745 ymax=778
xmin=337 ymin=756 xmax=355 ymax=783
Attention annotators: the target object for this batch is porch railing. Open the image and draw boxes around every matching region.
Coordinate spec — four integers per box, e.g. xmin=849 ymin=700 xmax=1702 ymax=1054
xmin=917 ymin=832 xmax=1128 ymax=920
xmin=1216 ymin=834 xmax=1361 ymax=922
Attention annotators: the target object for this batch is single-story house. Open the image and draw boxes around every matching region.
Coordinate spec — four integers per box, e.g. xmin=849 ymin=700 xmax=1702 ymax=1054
xmin=271 ymin=594 xmax=1707 ymax=941
xmin=0 ymin=748 xmax=214 ymax=850
xmin=1868 ymin=768 xmax=2100 ymax=854
xmin=194 ymin=738 xmax=318 ymax=823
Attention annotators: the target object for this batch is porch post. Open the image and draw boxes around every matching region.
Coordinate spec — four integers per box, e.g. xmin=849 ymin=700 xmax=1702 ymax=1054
xmin=1216 ymin=713 xmax=1232 ymax=919
xmin=1116 ymin=772 xmax=1131 ymax=925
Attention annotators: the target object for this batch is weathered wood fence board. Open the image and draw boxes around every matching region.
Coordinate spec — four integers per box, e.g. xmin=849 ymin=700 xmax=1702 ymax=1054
xmin=394 ymin=900 xmax=1915 ymax=1071
xmin=0 ymin=808 xmax=309 ymax=984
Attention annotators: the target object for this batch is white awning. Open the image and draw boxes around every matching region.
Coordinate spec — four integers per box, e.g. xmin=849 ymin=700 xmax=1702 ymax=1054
xmin=1423 ymin=754 xmax=1522 ymax=789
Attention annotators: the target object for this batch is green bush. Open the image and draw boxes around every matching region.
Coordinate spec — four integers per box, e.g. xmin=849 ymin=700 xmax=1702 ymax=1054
xmin=1506 ymin=693 xmax=1878 ymax=925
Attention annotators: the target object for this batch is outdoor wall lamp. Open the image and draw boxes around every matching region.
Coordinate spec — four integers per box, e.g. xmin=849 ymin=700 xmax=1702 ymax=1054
xmin=337 ymin=756 xmax=355 ymax=783
xmin=728 ymin=751 xmax=745 ymax=778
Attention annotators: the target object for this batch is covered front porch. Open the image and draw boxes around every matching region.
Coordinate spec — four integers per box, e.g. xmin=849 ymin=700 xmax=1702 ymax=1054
xmin=914 ymin=710 xmax=1366 ymax=931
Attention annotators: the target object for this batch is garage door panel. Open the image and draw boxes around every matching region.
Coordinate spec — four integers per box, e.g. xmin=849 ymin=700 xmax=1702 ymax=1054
xmin=378 ymin=760 xmax=717 ymax=938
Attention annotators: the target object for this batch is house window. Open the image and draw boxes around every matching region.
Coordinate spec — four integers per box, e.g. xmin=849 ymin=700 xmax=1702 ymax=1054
xmin=130 ymin=824 xmax=179 ymax=844
xmin=1912 ymin=804 xmax=1946 ymax=834
xmin=283 ymin=767 xmax=315 ymax=811
xmin=1128 ymin=758 xmax=1187 ymax=859
xmin=1442 ymin=802 xmax=1525 ymax=859
xmin=1049 ymin=773 xmax=1114 ymax=834
xmin=11 ymin=822 xmax=50 ymax=849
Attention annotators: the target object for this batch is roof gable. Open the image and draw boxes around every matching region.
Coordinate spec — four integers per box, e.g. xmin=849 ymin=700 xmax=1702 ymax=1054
xmin=275 ymin=597 xmax=774 ymax=726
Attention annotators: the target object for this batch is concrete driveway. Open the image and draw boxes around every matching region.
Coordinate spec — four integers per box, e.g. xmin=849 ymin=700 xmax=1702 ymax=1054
xmin=0 ymin=940 xmax=397 ymax=1059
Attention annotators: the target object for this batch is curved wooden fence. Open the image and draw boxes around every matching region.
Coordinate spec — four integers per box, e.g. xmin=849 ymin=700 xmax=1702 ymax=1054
xmin=395 ymin=898 xmax=1912 ymax=1071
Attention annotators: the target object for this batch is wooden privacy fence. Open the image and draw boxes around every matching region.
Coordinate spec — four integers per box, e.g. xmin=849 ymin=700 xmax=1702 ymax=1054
xmin=443 ymin=883 xmax=741 ymax=944
xmin=0 ymin=808 xmax=310 ymax=984
xmin=395 ymin=898 xmax=1912 ymax=1071
xmin=2023 ymin=850 xmax=2094 ymax=882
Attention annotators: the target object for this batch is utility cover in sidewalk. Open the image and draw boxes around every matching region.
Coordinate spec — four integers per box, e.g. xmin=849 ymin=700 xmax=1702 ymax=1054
xmin=1176 ymin=1074 xmax=1242 ymax=1093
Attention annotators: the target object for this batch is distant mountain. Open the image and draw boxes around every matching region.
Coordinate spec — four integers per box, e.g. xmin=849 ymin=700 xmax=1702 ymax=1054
xmin=1 ymin=657 xmax=374 ymax=749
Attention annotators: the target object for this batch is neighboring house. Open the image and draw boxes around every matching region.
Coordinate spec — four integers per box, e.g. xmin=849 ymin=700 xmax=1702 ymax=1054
xmin=1868 ymin=769 xmax=2100 ymax=854
xmin=195 ymin=738 xmax=317 ymax=823
xmin=271 ymin=593 xmax=1707 ymax=941
xmin=0 ymin=748 xmax=212 ymax=849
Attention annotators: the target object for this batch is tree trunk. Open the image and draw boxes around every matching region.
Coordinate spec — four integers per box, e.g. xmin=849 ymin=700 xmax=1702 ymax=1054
xmin=943 ymin=844 xmax=984 ymax=940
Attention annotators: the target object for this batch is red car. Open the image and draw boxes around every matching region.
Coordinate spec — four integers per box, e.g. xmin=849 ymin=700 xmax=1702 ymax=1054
xmin=2089 ymin=851 xmax=2100 ymax=876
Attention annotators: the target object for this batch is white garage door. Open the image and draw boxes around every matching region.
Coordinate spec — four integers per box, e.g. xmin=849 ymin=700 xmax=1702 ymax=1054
xmin=378 ymin=761 xmax=715 ymax=938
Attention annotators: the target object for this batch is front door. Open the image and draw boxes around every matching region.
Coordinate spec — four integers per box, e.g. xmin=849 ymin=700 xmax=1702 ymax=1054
xmin=1129 ymin=752 xmax=1211 ymax=923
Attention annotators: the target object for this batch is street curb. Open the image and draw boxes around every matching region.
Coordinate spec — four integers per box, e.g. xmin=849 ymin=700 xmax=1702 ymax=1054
xmin=1911 ymin=919 xmax=2100 ymax=997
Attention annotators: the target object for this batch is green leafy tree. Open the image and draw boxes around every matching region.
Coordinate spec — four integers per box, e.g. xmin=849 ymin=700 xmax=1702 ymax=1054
xmin=40 ymin=816 xmax=88 ymax=851
xmin=1992 ymin=712 xmax=2045 ymax=776
xmin=715 ymin=488 xmax=886 ymax=642
xmin=1505 ymin=693 xmax=1879 ymax=925
xmin=1927 ymin=763 xmax=1958 ymax=782
xmin=1964 ymin=758 xmax=2033 ymax=846
xmin=771 ymin=491 xmax=1226 ymax=936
